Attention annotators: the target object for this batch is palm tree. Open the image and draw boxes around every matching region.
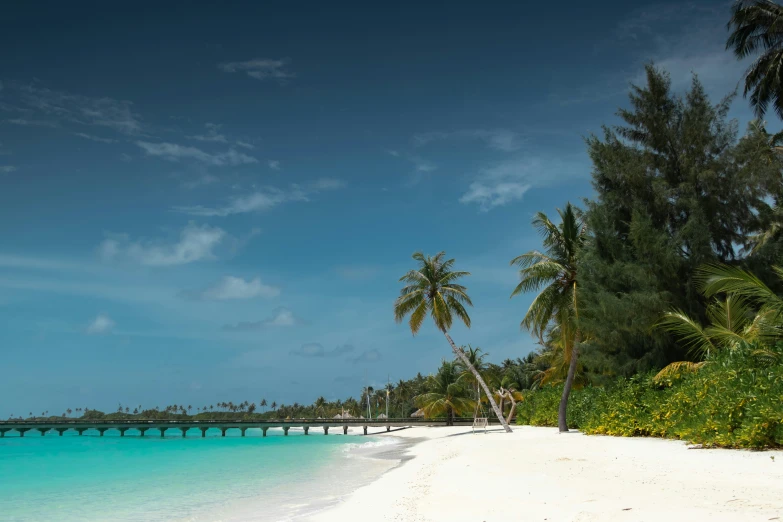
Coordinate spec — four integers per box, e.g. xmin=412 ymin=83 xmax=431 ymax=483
xmin=314 ymin=396 xmax=327 ymax=417
xmin=394 ymin=251 xmax=512 ymax=432
xmin=395 ymin=379 xmax=411 ymax=417
xmin=415 ymin=360 xmax=475 ymax=426
xmin=727 ymin=0 xmax=783 ymax=119
xmin=271 ymin=401 xmax=277 ymax=411
xmin=511 ymin=203 xmax=587 ymax=432
xmin=260 ymin=398 xmax=267 ymax=412
xmin=454 ymin=345 xmax=490 ymax=416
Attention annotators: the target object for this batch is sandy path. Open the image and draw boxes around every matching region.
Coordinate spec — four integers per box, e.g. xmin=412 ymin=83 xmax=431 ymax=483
xmin=306 ymin=426 xmax=783 ymax=522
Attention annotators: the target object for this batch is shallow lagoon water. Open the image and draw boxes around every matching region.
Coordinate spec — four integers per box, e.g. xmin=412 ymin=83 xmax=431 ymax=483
xmin=0 ymin=428 xmax=400 ymax=521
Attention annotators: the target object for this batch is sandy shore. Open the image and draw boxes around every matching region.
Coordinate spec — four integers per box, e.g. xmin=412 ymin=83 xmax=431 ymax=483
xmin=306 ymin=426 xmax=783 ymax=522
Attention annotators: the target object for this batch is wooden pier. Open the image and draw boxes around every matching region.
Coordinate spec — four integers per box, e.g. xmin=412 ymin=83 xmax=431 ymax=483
xmin=0 ymin=418 xmax=485 ymax=438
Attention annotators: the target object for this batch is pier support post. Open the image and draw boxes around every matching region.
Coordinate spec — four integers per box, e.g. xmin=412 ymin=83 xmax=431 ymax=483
xmin=119 ymin=428 xmax=128 ymax=437
xmin=221 ymin=428 xmax=227 ymax=437
xmin=38 ymin=428 xmax=50 ymax=436
xmin=98 ymin=428 xmax=107 ymax=437
xmin=200 ymin=428 xmax=208 ymax=438
xmin=363 ymin=426 xmax=367 ymax=435
xmin=139 ymin=428 xmax=147 ymax=437
xmin=77 ymin=428 xmax=86 ymax=436
xmin=0 ymin=429 xmax=8 ymax=437
xmin=262 ymin=427 xmax=268 ymax=437
xmin=324 ymin=426 xmax=330 ymax=435
xmin=283 ymin=427 xmax=290 ymax=436
xmin=56 ymin=428 xmax=67 ymax=436
xmin=387 ymin=426 xmax=390 ymax=432
xmin=343 ymin=426 xmax=348 ymax=435
xmin=160 ymin=428 xmax=166 ymax=438
xmin=303 ymin=427 xmax=309 ymax=435
xmin=18 ymin=428 xmax=29 ymax=437
xmin=241 ymin=428 xmax=247 ymax=437
xmin=180 ymin=428 xmax=188 ymax=438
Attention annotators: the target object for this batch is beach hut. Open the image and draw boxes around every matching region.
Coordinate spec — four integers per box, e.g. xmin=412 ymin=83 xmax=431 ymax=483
xmin=376 ymin=413 xmax=388 ymax=419
xmin=411 ymin=409 xmax=425 ymax=418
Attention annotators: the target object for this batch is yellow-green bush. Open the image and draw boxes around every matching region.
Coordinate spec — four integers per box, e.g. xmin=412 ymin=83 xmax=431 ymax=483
xmin=516 ymin=342 xmax=783 ymax=449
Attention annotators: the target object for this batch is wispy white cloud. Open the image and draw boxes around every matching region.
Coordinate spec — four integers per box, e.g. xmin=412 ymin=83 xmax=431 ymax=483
xmin=120 ymin=153 xmax=132 ymax=162
xmin=15 ymin=83 xmax=143 ymax=134
xmin=5 ymin=118 xmax=58 ymax=128
xmin=74 ymin=132 xmax=118 ymax=143
xmin=290 ymin=343 xmax=354 ymax=358
xmin=187 ymin=123 xmax=228 ymax=143
xmin=460 ymin=156 xmax=586 ymax=211
xmin=351 ymin=349 xmax=382 ymax=364
xmin=236 ymin=140 xmax=255 ymax=149
xmin=99 ymin=223 xmax=226 ymax=266
xmin=335 ymin=265 xmax=378 ymax=281
xmin=218 ymin=58 xmax=294 ymax=82
xmin=410 ymin=155 xmax=437 ymax=173
xmin=180 ymin=172 xmax=219 ymax=189
xmin=136 ymin=141 xmax=258 ymax=166
xmin=0 ymin=166 xmax=15 ymax=173
xmin=86 ymin=314 xmax=115 ymax=335
xmin=223 ymin=307 xmax=304 ymax=331
xmin=199 ymin=276 xmax=280 ymax=300
xmin=413 ymin=129 xmax=525 ymax=152
xmin=268 ymin=160 xmax=281 ymax=170
xmin=173 ymin=178 xmax=343 ymax=217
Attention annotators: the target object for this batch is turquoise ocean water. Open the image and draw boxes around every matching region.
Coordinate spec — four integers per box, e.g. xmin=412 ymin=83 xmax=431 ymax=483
xmin=0 ymin=428 xmax=397 ymax=521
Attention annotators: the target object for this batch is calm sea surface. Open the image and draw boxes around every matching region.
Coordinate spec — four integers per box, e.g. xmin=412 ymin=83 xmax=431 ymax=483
xmin=0 ymin=428 xmax=398 ymax=521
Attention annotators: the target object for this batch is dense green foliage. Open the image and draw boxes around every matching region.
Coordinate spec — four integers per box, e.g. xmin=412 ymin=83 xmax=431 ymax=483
xmin=516 ymin=342 xmax=783 ymax=448
xmin=578 ymin=65 xmax=783 ymax=376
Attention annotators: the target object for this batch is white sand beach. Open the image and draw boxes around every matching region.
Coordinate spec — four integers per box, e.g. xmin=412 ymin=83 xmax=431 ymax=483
xmin=308 ymin=426 xmax=783 ymax=522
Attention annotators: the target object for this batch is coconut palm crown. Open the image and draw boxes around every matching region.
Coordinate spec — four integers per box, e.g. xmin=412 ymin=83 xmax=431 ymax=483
xmin=727 ymin=0 xmax=783 ymax=119
xmin=394 ymin=251 xmax=472 ymax=335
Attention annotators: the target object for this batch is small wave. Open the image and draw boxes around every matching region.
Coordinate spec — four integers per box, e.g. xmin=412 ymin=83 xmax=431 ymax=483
xmin=341 ymin=437 xmax=400 ymax=454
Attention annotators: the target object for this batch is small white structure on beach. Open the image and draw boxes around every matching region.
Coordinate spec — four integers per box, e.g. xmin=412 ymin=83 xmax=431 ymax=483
xmin=411 ymin=409 xmax=425 ymax=418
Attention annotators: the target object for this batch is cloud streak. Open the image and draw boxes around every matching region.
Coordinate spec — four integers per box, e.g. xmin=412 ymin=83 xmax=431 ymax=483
xmin=173 ymin=178 xmax=343 ymax=217
xmin=86 ymin=314 xmax=115 ymax=334
xmin=136 ymin=141 xmax=258 ymax=167
xmin=219 ymin=58 xmax=294 ymax=82
xmin=290 ymin=343 xmax=354 ymax=358
xmin=187 ymin=123 xmax=228 ymax=143
xmin=413 ymin=129 xmax=525 ymax=152
xmin=460 ymin=156 xmax=586 ymax=211
xmin=196 ymin=276 xmax=280 ymax=301
xmin=223 ymin=308 xmax=305 ymax=331
xmin=99 ymin=223 xmax=226 ymax=266
xmin=13 ymin=83 xmax=143 ymax=135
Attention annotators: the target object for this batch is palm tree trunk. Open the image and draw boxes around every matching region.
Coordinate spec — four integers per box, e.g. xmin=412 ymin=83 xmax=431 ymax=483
xmin=558 ymin=340 xmax=579 ymax=433
xmin=443 ymin=331 xmax=512 ymax=433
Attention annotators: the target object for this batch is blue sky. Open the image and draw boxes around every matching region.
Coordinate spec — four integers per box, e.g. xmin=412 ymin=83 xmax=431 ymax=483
xmin=0 ymin=1 xmax=758 ymax=416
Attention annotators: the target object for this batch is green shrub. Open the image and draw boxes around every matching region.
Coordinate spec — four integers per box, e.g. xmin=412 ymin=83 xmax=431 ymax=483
xmin=516 ymin=342 xmax=783 ymax=449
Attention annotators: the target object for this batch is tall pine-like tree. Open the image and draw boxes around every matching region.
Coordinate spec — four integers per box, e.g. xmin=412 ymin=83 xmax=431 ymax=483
xmin=579 ymin=65 xmax=783 ymax=374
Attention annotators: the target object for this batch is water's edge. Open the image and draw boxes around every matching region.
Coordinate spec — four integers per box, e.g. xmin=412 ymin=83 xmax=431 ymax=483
xmin=293 ymin=433 xmax=425 ymax=522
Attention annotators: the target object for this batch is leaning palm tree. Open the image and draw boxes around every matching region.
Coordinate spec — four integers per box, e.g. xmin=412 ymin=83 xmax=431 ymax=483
xmin=727 ymin=0 xmax=783 ymax=120
xmin=454 ymin=345 xmax=491 ymax=417
xmin=510 ymin=203 xmax=587 ymax=432
xmin=415 ymin=360 xmax=476 ymax=426
xmin=394 ymin=251 xmax=512 ymax=432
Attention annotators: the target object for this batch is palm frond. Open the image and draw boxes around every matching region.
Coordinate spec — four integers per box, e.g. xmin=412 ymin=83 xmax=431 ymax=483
xmin=656 ymin=310 xmax=715 ymax=358
xmin=653 ymin=361 xmax=707 ymax=383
